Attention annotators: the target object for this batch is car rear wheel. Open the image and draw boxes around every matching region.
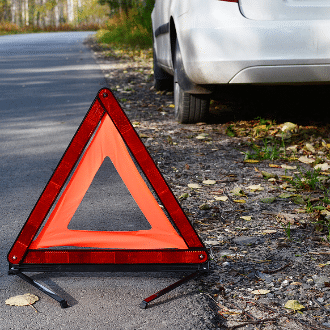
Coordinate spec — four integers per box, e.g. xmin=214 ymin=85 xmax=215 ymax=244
xmin=174 ymin=40 xmax=210 ymax=124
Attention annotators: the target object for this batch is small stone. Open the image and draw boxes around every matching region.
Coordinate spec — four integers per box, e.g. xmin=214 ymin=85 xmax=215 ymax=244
xmin=233 ymin=236 xmax=258 ymax=245
xmin=307 ymin=279 xmax=314 ymax=283
xmin=281 ymin=280 xmax=290 ymax=287
xmin=312 ymin=275 xmax=330 ymax=288
xmin=290 ymin=282 xmax=302 ymax=286
xmin=317 ymin=297 xmax=325 ymax=303
xmin=322 ymin=322 xmax=330 ymax=328
xmin=222 ymin=261 xmax=230 ymax=267
xmin=217 ymin=250 xmax=236 ymax=258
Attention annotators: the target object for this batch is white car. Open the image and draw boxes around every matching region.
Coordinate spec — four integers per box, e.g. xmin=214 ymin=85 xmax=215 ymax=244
xmin=151 ymin=0 xmax=330 ymax=123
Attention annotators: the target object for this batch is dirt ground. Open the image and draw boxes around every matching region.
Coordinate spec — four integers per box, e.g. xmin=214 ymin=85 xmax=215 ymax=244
xmin=88 ymin=38 xmax=330 ymax=330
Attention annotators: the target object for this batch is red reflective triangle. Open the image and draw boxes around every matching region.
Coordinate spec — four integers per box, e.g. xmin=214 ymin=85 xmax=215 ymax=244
xmin=8 ymin=88 xmax=207 ymax=267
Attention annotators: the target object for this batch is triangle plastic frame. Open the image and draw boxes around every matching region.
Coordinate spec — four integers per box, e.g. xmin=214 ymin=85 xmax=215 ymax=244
xmin=8 ymin=88 xmax=209 ymax=274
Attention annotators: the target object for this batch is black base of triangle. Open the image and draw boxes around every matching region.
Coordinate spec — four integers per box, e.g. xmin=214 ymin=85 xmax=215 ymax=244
xmin=15 ymin=272 xmax=69 ymax=308
xmin=10 ymin=269 xmax=208 ymax=309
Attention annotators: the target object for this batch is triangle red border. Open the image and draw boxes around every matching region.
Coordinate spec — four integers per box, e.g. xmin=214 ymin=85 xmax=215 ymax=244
xmin=8 ymin=88 xmax=207 ymax=267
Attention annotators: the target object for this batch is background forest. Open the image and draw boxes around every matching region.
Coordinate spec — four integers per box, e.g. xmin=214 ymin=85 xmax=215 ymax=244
xmin=0 ymin=0 xmax=155 ymax=47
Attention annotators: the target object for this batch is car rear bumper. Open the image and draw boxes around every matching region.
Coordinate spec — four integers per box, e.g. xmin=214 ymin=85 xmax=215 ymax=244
xmin=229 ymin=64 xmax=330 ymax=84
xmin=179 ymin=9 xmax=330 ymax=84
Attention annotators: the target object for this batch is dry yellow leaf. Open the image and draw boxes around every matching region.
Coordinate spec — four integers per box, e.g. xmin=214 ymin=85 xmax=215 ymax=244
xmin=233 ymin=199 xmax=246 ymax=203
xmin=281 ymin=164 xmax=297 ymax=170
xmin=5 ymin=293 xmax=39 ymax=312
xmin=168 ymin=104 xmax=175 ymax=108
xmin=132 ymin=121 xmax=140 ymax=127
xmin=314 ymin=163 xmax=330 ymax=171
xmin=298 ymin=156 xmax=315 ymax=164
xmin=305 ymin=143 xmax=315 ymax=153
xmin=251 ymin=289 xmax=270 ymax=295
xmin=203 ymin=179 xmax=216 ymax=185
xmin=244 ymin=159 xmax=260 ymax=163
xmin=214 ymin=196 xmax=228 ymax=202
xmin=263 ymin=230 xmax=277 ymax=234
xmin=281 ymin=122 xmax=298 ymax=132
xmin=188 ymin=183 xmax=201 ymax=189
xmin=240 ymin=216 xmax=252 ymax=221
xmin=196 ymin=133 xmax=208 ymax=139
xmin=269 ymin=164 xmax=281 ymax=168
xmin=247 ymin=184 xmax=264 ymax=192
xmin=284 ymin=300 xmax=305 ymax=311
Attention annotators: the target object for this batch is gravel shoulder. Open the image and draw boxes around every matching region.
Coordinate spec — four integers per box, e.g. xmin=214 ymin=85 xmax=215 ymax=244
xmin=89 ymin=38 xmax=330 ymax=330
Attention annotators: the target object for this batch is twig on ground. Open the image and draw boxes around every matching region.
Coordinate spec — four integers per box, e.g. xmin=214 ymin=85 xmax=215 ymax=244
xmin=263 ymin=263 xmax=291 ymax=274
xmin=313 ymin=297 xmax=330 ymax=313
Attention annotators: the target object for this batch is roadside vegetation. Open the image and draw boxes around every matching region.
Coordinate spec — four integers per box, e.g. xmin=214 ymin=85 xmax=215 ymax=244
xmin=227 ymin=118 xmax=330 ymax=241
xmin=0 ymin=0 xmax=108 ymax=35
xmin=95 ymin=0 xmax=154 ymax=53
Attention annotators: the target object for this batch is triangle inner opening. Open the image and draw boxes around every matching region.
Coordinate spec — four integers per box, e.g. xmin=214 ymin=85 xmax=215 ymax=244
xmin=68 ymin=156 xmax=151 ymax=232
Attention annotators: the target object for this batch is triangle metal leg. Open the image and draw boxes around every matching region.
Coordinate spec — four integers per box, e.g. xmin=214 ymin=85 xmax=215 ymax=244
xmin=140 ymin=271 xmax=203 ymax=309
xmin=15 ymin=272 xmax=69 ymax=308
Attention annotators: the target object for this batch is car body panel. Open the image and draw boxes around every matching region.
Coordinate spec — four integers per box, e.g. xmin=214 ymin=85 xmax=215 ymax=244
xmin=152 ymin=0 xmax=330 ymax=86
xmin=239 ymin=0 xmax=330 ymax=21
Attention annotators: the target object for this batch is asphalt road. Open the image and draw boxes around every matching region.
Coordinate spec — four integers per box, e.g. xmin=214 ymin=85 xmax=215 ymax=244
xmin=0 ymin=32 xmax=213 ymax=329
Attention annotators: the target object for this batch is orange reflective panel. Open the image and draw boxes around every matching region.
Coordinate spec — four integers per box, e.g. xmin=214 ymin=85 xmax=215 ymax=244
xmin=30 ymin=115 xmax=188 ymax=250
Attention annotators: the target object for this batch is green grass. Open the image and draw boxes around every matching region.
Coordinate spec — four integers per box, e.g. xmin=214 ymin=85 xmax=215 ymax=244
xmin=243 ymin=136 xmax=286 ymax=161
xmin=95 ymin=5 xmax=153 ymax=49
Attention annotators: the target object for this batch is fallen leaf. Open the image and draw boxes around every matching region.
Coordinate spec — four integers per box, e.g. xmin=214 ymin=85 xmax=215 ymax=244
xmin=305 ymin=143 xmax=315 ymax=153
xmin=179 ymin=193 xmax=189 ymax=200
xmin=314 ymin=163 xmax=330 ymax=171
xmin=188 ymin=183 xmax=201 ymax=189
xmin=281 ymin=164 xmax=297 ymax=170
xmin=261 ymin=171 xmax=277 ymax=180
xmin=240 ymin=216 xmax=252 ymax=221
xmin=214 ymin=196 xmax=228 ymax=202
xmin=277 ymin=213 xmax=295 ymax=225
xmin=280 ymin=175 xmax=293 ymax=180
xmin=132 ymin=121 xmax=140 ymax=127
xmin=284 ymin=300 xmax=305 ymax=311
xmin=204 ymin=240 xmax=219 ymax=246
xmin=5 ymin=293 xmax=39 ymax=312
xmin=233 ymin=199 xmax=246 ymax=203
xmin=199 ymin=204 xmax=211 ymax=210
xmin=203 ymin=179 xmax=216 ymax=185
xmin=298 ymin=156 xmax=315 ymax=164
xmin=281 ymin=122 xmax=298 ymax=132
xmin=279 ymin=193 xmax=294 ymax=199
xmin=263 ymin=230 xmax=277 ymax=234
xmin=251 ymin=289 xmax=270 ymax=295
xmin=139 ymin=133 xmax=150 ymax=138
xmin=231 ymin=187 xmax=246 ymax=197
xmin=292 ymin=195 xmax=305 ymax=205
xmin=196 ymin=133 xmax=208 ymax=139
xmin=247 ymin=184 xmax=264 ymax=192
xmin=260 ymin=197 xmax=276 ymax=203
xmin=269 ymin=164 xmax=281 ymax=168
xmin=168 ymin=104 xmax=175 ymax=108
xmin=244 ymin=159 xmax=260 ymax=163
xmin=287 ymin=145 xmax=298 ymax=153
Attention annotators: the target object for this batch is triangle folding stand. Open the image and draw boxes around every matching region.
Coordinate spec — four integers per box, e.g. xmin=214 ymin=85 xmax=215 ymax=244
xmin=8 ymin=88 xmax=209 ymax=309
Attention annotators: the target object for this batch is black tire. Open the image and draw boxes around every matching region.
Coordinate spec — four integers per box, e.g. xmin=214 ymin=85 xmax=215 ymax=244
xmin=153 ymin=46 xmax=173 ymax=91
xmin=174 ymin=40 xmax=210 ymax=124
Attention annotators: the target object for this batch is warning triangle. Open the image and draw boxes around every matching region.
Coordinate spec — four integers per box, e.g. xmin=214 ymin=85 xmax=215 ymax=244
xmin=8 ymin=88 xmax=208 ymax=271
